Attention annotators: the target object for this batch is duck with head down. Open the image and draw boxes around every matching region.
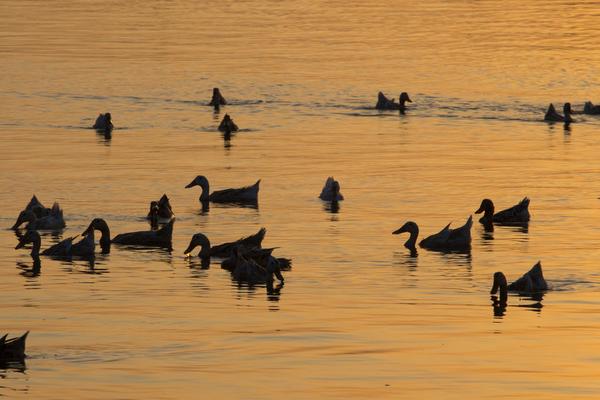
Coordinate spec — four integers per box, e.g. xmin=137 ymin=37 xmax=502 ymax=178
xmin=0 ymin=331 xmax=29 ymax=361
xmin=490 ymin=261 xmax=548 ymax=304
xmin=11 ymin=202 xmax=66 ymax=231
xmin=218 ymin=114 xmax=239 ymax=133
xmin=15 ymin=229 xmax=95 ymax=259
xmin=93 ymin=112 xmax=113 ymax=131
xmin=319 ymin=177 xmax=344 ymax=202
xmin=185 ymin=175 xmax=260 ymax=205
xmin=393 ymin=216 xmax=472 ymax=253
xmin=208 ymin=87 xmax=227 ymax=109
xmin=544 ymin=103 xmax=574 ymax=123
xmin=183 ymin=228 xmax=267 ymax=260
xmin=82 ymin=217 xmax=174 ymax=251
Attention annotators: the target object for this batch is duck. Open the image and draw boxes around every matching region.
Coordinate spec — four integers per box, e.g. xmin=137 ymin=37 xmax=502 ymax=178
xmin=393 ymin=216 xmax=472 ymax=252
xmin=11 ymin=202 xmax=66 ymax=230
xmin=227 ymin=246 xmax=285 ymax=284
xmin=375 ymin=91 xmax=412 ymax=112
xmin=92 ymin=113 xmax=113 ymax=131
xmin=146 ymin=194 xmax=174 ymax=223
xmin=82 ymin=218 xmax=174 ymax=250
xmin=218 ymin=114 xmax=239 ymax=133
xmin=318 ymin=177 xmax=344 ymax=201
xmin=0 ymin=331 xmax=29 ymax=360
xmin=221 ymin=246 xmax=292 ymax=272
xmin=183 ymin=228 xmax=267 ymax=259
xmin=475 ymin=197 xmax=530 ymax=226
xmin=583 ymin=101 xmax=600 ymax=115
xmin=491 ymin=261 xmax=548 ymax=303
xmin=185 ymin=175 xmax=260 ymax=204
xmin=544 ymin=103 xmax=574 ymax=123
xmin=15 ymin=229 xmax=95 ymax=258
xmin=208 ymin=87 xmax=227 ymax=107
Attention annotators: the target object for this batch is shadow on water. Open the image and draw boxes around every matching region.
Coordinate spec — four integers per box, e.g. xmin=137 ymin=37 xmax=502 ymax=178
xmin=392 ymin=251 xmax=418 ymax=270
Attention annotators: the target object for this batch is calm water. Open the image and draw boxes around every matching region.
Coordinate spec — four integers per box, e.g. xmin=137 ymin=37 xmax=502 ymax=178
xmin=2 ymin=1 xmax=600 ymax=398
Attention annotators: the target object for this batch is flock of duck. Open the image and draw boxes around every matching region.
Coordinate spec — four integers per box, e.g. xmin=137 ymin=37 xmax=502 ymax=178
xmin=6 ymin=87 xmax=596 ymax=364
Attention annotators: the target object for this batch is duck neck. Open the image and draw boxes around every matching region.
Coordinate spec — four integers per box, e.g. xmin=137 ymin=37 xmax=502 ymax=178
xmin=482 ymin=205 xmax=494 ymax=223
xmin=491 ymin=272 xmax=508 ymax=303
xmin=404 ymin=228 xmax=418 ymax=251
xmin=199 ymin=183 xmax=210 ymax=202
xmin=97 ymin=221 xmax=111 ymax=252
xmin=198 ymin=238 xmax=211 ymax=259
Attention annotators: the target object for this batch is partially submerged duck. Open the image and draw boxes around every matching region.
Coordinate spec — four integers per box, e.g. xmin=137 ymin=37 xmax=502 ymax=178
xmin=393 ymin=216 xmax=472 ymax=251
xmin=318 ymin=177 xmax=344 ymax=201
xmin=375 ymin=91 xmax=412 ymax=112
xmin=218 ymin=114 xmax=239 ymax=132
xmin=15 ymin=229 xmax=95 ymax=258
xmin=225 ymin=246 xmax=285 ymax=284
xmin=147 ymin=194 xmax=174 ymax=222
xmin=93 ymin=113 xmax=113 ymax=131
xmin=11 ymin=203 xmax=66 ymax=230
xmin=0 ymin=331 xmax=29 ymax=360
xmin=183 ymin=228 xmax=267 ymax=259
xmin=221 ymin=246 xmax=291 ymax=273
xmin=208 ymin=88 xmax=227 ymax=107
xmin=544 ymin=103 xmax=574 ymax=123
xmin=491 ymin=261 xmax=548 ymax=302
xmin=583 ymin=101 xmax=600 ymax=115
xmin=82 ymin=218 xmax=174 ymax=250
xmin=185 ymin=175 xmax=260 ymax=204
xmin=475 ymin=197 xmax=530 ymax=226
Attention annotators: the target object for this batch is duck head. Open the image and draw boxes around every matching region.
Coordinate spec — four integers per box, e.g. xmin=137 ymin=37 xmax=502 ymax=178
xmin=399 ymin=92 xmax=412 ymax=105
xmin=11 ymin=210 xmax=36 ymax=230
xmin=15 ymin=230 xmax=41 ymax=257
xmin=392 ymin=221 xmax=419 ymax=251
xmin=82 ymin=218 xmax=111 ymax=252
xmin=475 ymin=199 xmax=495 ymax=224
xmin=185 ymin=175 xmax=210 ymax=202
xmin=184 ymin=233 xmax=211 ymax=259
xmin=148 ymin=201 xmax=159 ymax=228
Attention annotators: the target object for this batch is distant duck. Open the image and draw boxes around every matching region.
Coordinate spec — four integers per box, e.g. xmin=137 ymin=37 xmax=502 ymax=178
xmin=11 ymin=202 xmax=66 ymax=230
xmin=375 ymin=91 xmax=412 ymax=112
xmin=93 ymin=113 xmax=113 ymax=131
xmin=225 ymin=246 xmax=285 ymax=284
xmin=583 ymin=101 xmax=600 ymax=115
xmin=318 ymin=177 xmax=344 ymax=201
xmin=218 ymin=114 xmax=239 ymax=132
xmin=82 ymin=218 xmax=174 ymax=250
xmin=183 ymin=228 xmax=267 ymax=259
xmin=147 ymin=194 xmax=174 ymax=223
xmin=491 ymin=261 xmax=548 ymax=302
xmin=475 ymin=197 xmax=530 ymax=226
xmin=544 ymin=103 xmax=574 ymax=123
xmin=393 ymin=216 xmax=472 ymax=252
xmin=208 ymin=88 xmax=227 ymax=108
xmin=185 ymin=175 xmax=260 ymax=204
xmin=0 ymin=331 xmax=29 ymax=360
xmin=15 ymin=229 xmax=95 ymax=258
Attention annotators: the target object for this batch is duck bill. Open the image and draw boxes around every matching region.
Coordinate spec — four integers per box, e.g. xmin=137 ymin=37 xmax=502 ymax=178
xmin=474 ymin=206 xmax=484 ymax=214
xmin=185 ymin=181 xmax=196 ymax=189
xmin=183 ymin=242 xmax=196 ymax=255
xmin=392 ymin=227 xmax=406 ymax=235
xmin=406 ymin=97 xmax=412 ymax=103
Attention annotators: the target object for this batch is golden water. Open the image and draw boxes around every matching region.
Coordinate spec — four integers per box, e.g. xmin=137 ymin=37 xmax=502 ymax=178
xmin=2 ymin=1 xmax=600 ymax=398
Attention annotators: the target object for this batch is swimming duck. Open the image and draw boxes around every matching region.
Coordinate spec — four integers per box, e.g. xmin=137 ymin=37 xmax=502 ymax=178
xmin=146 ymin=194 xmax=174 ymax=222
xmin=491 ymin=261 xmax=548 ymax=303
xmin=183 ymin=228 xmax=267 ymax=259
xmin=475 ymin=197 xmax=530 ymax=226
xmin=226 ymin=246 xmax=285 ymax=284
xmin=11 ymin=202 xmax=66 ymax=230
xmin=319 ymin=177 xmax=344 ymax=201
xmin=208 ymin=88 xmax=227 ymax=107
xmin=583 ymin=101 xmax=600 ymax=115
xmin=0 ymin=331 xmax=29 ymax=360
xmin=93 ymin=113 xmax=113 ymax=131
xmin=221 ymin=246 xmax=292 ymax=272
xmin=218 ymin=114 xmax=239 ymax=133
xmin=15 ymin=229 xmax=95 ymax=258
xmin=393 ymin=216 xmax=472 ymax=252
xmin=375 ymin=91 xmax=412 ymax=112
xmin=82 ymin=218 xmax=174 ymax=250
xmin=185 ymin=175 xmax=260 ymax=204
xmin=544 ymin=103 xmax=574 ymax=123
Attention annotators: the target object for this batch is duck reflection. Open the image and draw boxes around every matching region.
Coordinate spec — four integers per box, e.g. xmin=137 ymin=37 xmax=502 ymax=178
xmin=491 ymin=294 xmax=507 ymax=317
xmin=267 ymin=281 xmax=284 ymax=302
xmin=16 ymin=255 xmax=41 ymax=278
xmin=323 ymin=199 xmax=340 ymax=214
xmin=491 ymin=292 xmax=544 ymax=318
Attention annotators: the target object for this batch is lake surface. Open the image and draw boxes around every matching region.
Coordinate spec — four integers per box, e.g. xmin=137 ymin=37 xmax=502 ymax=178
xmin=2 ymin=1 xmax=600 ymax=398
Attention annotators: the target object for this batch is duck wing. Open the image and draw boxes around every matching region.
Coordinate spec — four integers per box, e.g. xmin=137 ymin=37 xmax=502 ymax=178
xmin=419 ymin=223 xmax=452 ymax=249
xmin=209 ymin=180 xmax=260 ymax=203
xmin=210 ymin=228 xmax=266 ymax=258
xmin=446 ymin=216 xmax=472 ymax=249
xmin=41 ymin=237 xmax=73 ymax=256
xmin=508 ymin=261 xmax=547 ymax=292
xmin=493 ymin=197 xmax=530 ymax=225
xmin=2 ymin=331 xmax=28 ymax=359
xmin=70 ymin=232 xmax=95 ymax=257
